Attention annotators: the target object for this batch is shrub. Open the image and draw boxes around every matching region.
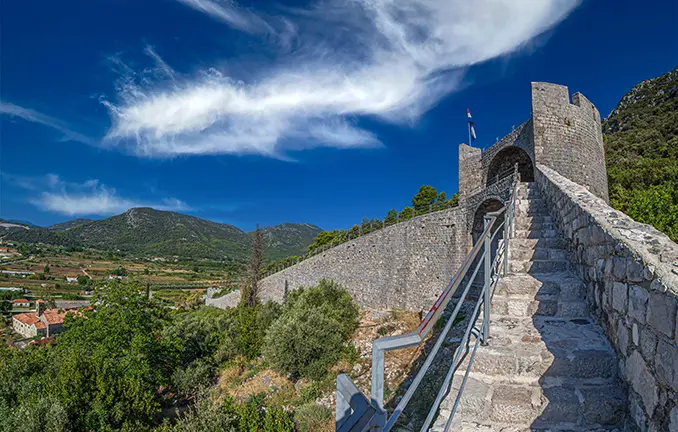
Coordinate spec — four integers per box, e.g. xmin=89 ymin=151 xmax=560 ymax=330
xmin=294 ymin=403 xmax=333 ymax=432
xmin=263 ymin=279 xmax=359 ymax=380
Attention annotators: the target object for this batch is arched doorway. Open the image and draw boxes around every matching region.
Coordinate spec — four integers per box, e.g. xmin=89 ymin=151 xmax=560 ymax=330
xmin=472 ymin=198 xmax=505 ymax=245
xmin=486 ymin=146 xmax=534 ymax=185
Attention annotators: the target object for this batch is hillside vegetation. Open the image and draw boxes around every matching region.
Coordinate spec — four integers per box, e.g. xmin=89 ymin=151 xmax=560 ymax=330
xmin=603 ymin=66 xmax=678 ymax=242
xmin=1 ymin=209 xmax=321 ymax=261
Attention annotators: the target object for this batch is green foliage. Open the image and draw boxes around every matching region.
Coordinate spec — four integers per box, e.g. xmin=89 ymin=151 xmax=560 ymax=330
xmin=110 ymin=266 xmax=128 ymax=276
xmin=43 ymin=264 xmax=50 ymax=274
xmin=294 ymin=403 xmax=333 ymax=432
xmin=399 ymin=206 xmax=414 ymax=221
xmin=163 ymin=394 xmax=295 ymax=432
xmin=604 ymin=67 xmax=678 ymax=242
xmin=307 ymin=229 xmax=347 ymax=253
xmin=263 ymin=279 xmax=359 ymax=380
xmin=412 ymin=185 xmax=438 ymax=209
xmin=384 ymin=209 xmax=398 ymax=225
xmin=76 ymin=274 xmax=90 ymax=286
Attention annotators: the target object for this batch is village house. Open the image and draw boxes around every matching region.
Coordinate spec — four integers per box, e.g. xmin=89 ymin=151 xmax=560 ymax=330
xmin=11 ymin=298 xmax=30 ymax=308
xmin=108 ymin=274 xmax=123 ymax=280
xmin=12 ymin=303 xmax=72 ymax=338
xmin=66 ymin=276 xmax=78 ymax=283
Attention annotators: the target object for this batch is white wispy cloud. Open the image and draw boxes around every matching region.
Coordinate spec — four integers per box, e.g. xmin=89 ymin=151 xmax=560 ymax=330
xmin=103 ymin=0 xmax=581 ymax=158
xmin=3 ymin=173 xmax=190 ymax=216
xmin=0 ymin=102 xmax=93 ymax=145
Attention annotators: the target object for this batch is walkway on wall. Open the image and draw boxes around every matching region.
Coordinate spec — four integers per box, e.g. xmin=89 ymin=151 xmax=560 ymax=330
xmin=432 ymin=182 xmax=627 ymax=431
xmin=335 ymin=179 xmax=630 ymax=431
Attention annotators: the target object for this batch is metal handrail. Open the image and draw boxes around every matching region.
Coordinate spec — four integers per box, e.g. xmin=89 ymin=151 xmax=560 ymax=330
xmin=336 ymin=163 xmax=520 ymax=432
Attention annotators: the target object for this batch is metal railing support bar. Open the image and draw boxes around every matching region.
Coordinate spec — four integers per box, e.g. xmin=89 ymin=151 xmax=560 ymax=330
xmin=384 ymin=255 xmax=485 ymax=431
xmin=482 ymin=216 xmax=491 ymax=345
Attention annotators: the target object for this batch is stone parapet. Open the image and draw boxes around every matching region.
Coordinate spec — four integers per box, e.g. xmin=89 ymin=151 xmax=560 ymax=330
xmin=535 ymin=164 xmax=678 ymax=432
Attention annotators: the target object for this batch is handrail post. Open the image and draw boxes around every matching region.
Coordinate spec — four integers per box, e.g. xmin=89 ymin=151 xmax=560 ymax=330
xmin=503 ymin=207 xmax=510 ymax=277
xmin=370 ymin=343 xmax=386 ymax=429
xmin=483 ymin=216 xmax=491 ymax=345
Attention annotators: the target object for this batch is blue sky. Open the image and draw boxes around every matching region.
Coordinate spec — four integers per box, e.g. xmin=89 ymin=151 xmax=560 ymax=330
xmin=1 ymin=0 xmax=677 ymax=231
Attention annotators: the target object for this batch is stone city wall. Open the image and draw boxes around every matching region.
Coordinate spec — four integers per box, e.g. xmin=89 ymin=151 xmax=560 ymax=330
xmin=535 ymin=165 xmax=678 ymax=432
xmin=259 ymin=207 xmax=468 ymax=311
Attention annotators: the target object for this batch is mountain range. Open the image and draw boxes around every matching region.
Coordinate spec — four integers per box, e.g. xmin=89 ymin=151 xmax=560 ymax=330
xmin=0 ymin=208 xmax=321 ymax=261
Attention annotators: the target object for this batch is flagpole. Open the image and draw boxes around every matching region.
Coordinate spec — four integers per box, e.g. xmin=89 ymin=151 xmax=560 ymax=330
xmin=468 ymin=121 xmax=472 ymax=147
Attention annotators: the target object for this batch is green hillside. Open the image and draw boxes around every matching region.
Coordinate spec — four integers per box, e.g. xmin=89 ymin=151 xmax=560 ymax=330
xmin=46 ymin=218 xmax=94 ymax=230
xmin=603 ymin=66 xmax=678 ymax=242
xmin=1 ymin=210 xmax=321 ymax=260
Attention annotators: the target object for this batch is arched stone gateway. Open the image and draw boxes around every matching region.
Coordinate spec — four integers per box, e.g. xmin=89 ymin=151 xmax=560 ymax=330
xmin=471 ymin=198 xmax=505 ymax=244
xmin=486 ymin=146 xmax=534 ymax=184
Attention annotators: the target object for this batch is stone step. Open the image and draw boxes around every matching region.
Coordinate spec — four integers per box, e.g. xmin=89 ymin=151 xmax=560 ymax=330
xmin=435 ymin=378 xmax=626 ymax=431
xmin=510 ymin=259 xmax=570 ymax=274
xmin=513 ymin=215 xmax=553 ymax=225
xmin=457 ymin=318 xmax=617 ymax=381
xmin=494 ymin=273 xmax=586 ymax=300
xmin=509 ymin=246 xmax=567 ymax=261
xmin=516 ymin=188 xmax=540 ymax=199
xmin=516 ymin=198 xmax=545 ymax=206
xmin=511 ymin=238 xmax=567 ymax=250
xmin=513 ymin=221 xmax=556 ymax=232
xmin=516 ymin=208 xmax=551 ymax=217
xmin=513 ymin=229 xmax=559 ymax=239
xmin=492 ymin=296 xmax=589 ymax=318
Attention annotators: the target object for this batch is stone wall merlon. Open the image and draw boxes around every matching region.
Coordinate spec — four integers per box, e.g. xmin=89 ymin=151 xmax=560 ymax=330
xmin=537 ymin=164 xmax=678 ymax=291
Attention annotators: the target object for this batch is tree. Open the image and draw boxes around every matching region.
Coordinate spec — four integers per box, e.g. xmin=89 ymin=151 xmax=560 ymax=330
xmin=308 ymin=230 xmax=347 ymax=252
xmin=449 ymin=192 xmax=459 ymax=207
xmin=43 ymin=264 xmax=50 ymax=274
xmin=412 ymin=185 xmax=438 ymax=210
xmin=384 ymin=209 xmax=398 ymax=225
xmin=399 ymin=206 xmax=414 ymax=221
xmin=241 ymin=224 xmax=264 ymax=308
xmin=263 ymin=279 xmax=358 ymax=380
xmin=77 ymin=274 xmax=90 ymax=286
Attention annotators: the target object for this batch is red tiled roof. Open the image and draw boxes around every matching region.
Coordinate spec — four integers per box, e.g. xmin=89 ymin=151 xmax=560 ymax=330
xmin=13 ymin=312 xmax=46 ymax=329
xmin=12 ymin=298 xmax=29 ymax=303
xmin=41 ymin=309 xmax=69 ymax=325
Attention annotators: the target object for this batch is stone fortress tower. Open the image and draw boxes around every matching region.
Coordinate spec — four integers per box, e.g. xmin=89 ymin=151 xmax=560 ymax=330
xmin=459 ymin=82 xmax=609 ymax=204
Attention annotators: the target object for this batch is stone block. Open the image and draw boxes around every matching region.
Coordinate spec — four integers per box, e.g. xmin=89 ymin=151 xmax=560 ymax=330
xmin=625 ymin=350 xmax=658 ymax=416
xmin=617 ymin=320 xmax=629 ymax=355
xmin=640 ymin=327 xmax=658 ymax=360
xmin=627 ymin=258 xmax=645 ymax=283
xmin=648 ymin=292 xmax=677 ymax=338
xmin=580 ymin=385 xmax=627 ymax=426
xmin=632 ymin=323 xmax=639 ymax=346
xmin=490 ymin=385 xmax=537 ymax=423
xmin=655 ymin=339 xmax=678 ymax=392
xmin=629 ymin=285 xmax=649 ymax=324
xmin=670 ymin=406 xmax=678 ymax=432
xmin=612 ymin=282 xmax=628 ymax=314
xmin=613 ymin=256 xmax=627 ymax=280
xmin=629 ymin=392 xmax=647 ymax=430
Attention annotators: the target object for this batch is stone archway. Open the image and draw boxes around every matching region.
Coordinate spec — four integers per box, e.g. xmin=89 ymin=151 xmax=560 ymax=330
xmin=471 ymin=198 xmax=505 ymax=245
xmin=486 ymin=146 xmax=534 ymax=185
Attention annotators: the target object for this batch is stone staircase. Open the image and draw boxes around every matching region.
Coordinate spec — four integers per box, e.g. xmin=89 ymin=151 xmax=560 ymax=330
xmin=433 ymin=182 xmax=629 ymax=431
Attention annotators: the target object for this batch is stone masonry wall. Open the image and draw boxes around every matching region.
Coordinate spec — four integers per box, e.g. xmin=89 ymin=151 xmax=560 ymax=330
xmin=532 ymin=82 xmax=610 ymax=202
xmin=458 ymin=144 xmax=483 ymax=197
xmin=258 ymin=207 xmax=468 ymax=312
xmin=535 ymin=165 xmax=678 ymax=432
